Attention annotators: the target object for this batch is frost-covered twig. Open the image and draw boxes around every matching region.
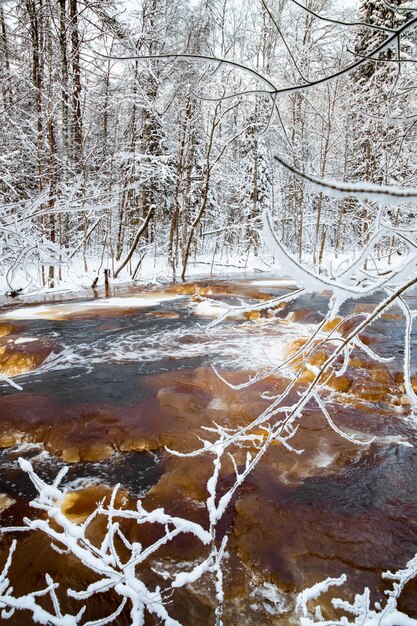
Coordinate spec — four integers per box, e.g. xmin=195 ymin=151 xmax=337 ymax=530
xmin=296 ymin=552 xmax=417 ymax=625
xmin=1 ymin=458 xmax=215 ymax=626
xmin=274 ymin=154 xmax=417 ymax=202
xmin=263 ymin=209 xmax=417 ymax=309
xmin=0 ymin=541 xmax=85 ymax=625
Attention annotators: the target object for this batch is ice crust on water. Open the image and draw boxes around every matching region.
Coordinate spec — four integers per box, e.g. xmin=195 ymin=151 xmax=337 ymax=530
xmin=11 ymin=337 xmax=39 ymax=345
xmin=192 ymin=300 xmax=230 ymax=318
xmin=2 ymin=294 xmax=182 ymax=320
xmin=248 ymin=279 xmax=298 ymax=288
xmin=252 ymin=582 xmax=291 ymax=615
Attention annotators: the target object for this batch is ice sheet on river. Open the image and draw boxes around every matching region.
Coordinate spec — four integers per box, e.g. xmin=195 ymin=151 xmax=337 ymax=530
xmin=1 ymin=294 xmax=182 ymax=320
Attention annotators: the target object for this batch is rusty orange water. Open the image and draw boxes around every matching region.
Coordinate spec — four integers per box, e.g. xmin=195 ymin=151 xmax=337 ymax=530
xmin=0 ymin=278 xmax=416 ymax=624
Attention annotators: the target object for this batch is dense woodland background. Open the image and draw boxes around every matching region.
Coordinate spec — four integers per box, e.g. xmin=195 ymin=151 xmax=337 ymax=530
xmin=0 ymin=0 xmax=416 ymax=290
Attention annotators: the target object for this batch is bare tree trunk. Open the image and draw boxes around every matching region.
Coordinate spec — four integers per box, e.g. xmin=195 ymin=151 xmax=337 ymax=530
xmin=59 ymin=0 xmax=69 ymax=176
xmin=47 ymin=104 xmax=57 ymax=287
xmin=169 ymin=94 xmax=191 ymax=278
xmin=0 ymin=8 xmax=11 ymax=108
xmin=70 ymin=0 xmax=83 ymax=173
xmin=26 ymin=0 xmax=44 ymax=193
xmin=181 ymin=110 xmax=217 ymax=281
xmin=26 ymin=0 xmax=46 ymax=284
xmin=114 ymin=207 xmax=155 ymax=279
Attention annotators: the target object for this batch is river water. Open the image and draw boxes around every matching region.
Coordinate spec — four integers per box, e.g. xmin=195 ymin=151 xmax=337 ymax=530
xmin=0 ymin=275 xmax=416 ymax=625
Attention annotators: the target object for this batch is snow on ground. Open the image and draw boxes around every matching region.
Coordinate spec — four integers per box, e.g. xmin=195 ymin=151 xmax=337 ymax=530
xmin=0 ymin=252 xmax=274 ymax=299
xmin=1 ymin=247 xmax=410 ymax=302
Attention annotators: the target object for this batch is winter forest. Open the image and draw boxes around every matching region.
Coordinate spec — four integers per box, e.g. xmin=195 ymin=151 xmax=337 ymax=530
xmin=1 ymin=0 xmax=415 ymax=289
xmin=2 ymin=0 xmax=417 ymax=624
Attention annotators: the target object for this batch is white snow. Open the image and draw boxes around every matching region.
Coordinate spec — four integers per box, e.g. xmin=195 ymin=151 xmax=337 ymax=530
xmin=296 ymin=575 xmax=347 ymax=615
xmin=11 ymin=337 xmax=39 ymax=344
xmin=192 ymin=300 xmax=230 ymax=319
xmin=2 ymin=294 xmax=182 ymax=320
xmin=0 ymin=252 xmax=271 ymax=300
xmin=248 ymin=279 xmax=298 ymax=288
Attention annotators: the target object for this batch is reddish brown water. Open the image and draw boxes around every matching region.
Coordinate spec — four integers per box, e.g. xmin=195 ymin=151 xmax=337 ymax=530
xmin=0 ymin=276 xmax=417 ymax=625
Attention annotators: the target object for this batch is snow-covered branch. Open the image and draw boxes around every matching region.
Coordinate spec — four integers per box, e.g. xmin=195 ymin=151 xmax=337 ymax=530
xmin=297 ymin=554 xmax=417 ymax=625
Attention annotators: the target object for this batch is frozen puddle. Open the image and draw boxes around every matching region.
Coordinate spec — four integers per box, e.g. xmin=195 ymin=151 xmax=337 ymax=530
xmin=2 ymin=294 xmax=182 ymax=320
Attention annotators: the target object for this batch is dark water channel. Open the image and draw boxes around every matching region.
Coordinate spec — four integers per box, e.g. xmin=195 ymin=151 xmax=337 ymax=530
xmin=0 ymin=275 xmax=417 ymax=624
